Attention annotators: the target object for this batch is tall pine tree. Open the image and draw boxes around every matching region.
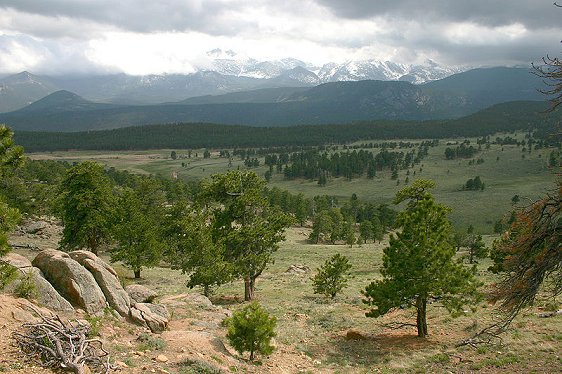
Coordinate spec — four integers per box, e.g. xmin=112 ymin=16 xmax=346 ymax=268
xmin=363 ymin=180 xmax=481 ymax=337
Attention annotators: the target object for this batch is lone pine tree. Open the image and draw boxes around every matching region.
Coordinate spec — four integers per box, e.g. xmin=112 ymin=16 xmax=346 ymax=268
xmin=226 ymin=302 xmax=276 ymax=361
xmin=312 ymin=253 xmax=353 ymax=298
xmin=363 ymin=180 xmax=481 ymax=338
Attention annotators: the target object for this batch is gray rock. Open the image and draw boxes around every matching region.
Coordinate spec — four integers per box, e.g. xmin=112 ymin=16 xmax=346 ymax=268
xmin=32 ymin=249 xmax=106 ymax=315
xmin=182 ymin=293 xmax=215 ymax=310
xmin=125 ymin=284 xmax=158 ymax=303
xmin=130 ymin=302 xmax=169 ymax=333
xmin=69 ymin=250 xmax=130 ymax=317
xmin=23 ymin=221 xmax=49 ymax=234
xmin=1 ymin=252 xmax=74 ymax=312
xmin=1 ymin=252 xmax=32 ymax=269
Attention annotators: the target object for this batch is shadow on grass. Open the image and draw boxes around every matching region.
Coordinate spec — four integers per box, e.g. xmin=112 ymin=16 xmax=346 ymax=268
xmin=319 ymin=331 xmax=436 ymax=367
xmin=210 ymin=295 xmax=244 ymax=306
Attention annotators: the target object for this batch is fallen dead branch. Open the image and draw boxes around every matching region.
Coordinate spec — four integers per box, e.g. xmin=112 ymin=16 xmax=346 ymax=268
xmin=538 ymin=309 xmax=562 ymax=318
xmin=456 ymin=315 xmax=513 ymax=348
xmin=12 ymin=305 xmax=112 ymax=374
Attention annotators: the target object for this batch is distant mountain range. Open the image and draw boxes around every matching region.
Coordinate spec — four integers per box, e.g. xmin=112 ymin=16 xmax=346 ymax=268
xmin=0 ymin=51 xmax=466 ymax=112
xmin=0 ymin=67 xmax=547 ymax=132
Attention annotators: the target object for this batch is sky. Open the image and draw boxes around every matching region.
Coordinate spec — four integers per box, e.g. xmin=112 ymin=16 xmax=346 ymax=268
xmin=0 ymin=0 xmax=560 ymax=76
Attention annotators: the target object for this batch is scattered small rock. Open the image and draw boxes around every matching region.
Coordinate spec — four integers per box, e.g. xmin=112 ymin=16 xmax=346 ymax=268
xmin=285 ymin=264 xmax=311 ymax=275
xmin=155 ymin=354 xmax=169 ymax=363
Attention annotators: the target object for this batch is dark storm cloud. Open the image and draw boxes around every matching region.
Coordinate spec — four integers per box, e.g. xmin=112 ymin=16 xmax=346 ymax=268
xmin=0 ymin=0 xmax=244 ymax=35
xmin=315 ymin=0 xmax=560 ymax=29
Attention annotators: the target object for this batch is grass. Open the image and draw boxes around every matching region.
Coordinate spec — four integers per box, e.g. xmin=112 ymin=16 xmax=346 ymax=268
xmin=27 ymin=132 xmax=561 ymax=372
xmin=29 ymin=133 xmax=559 ymax=233
xmin=110 ymin=224 xmax=561 ymax=373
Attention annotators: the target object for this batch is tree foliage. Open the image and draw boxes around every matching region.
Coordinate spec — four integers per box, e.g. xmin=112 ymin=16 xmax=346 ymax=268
xmin=0 ymin=125 xmax=24 ymax=177
xmin=110 ymin=178 xmax=166 ymax=278
xmin=164 ymin=201 xmax=233 ymax=296
xmin=57 ymin=161 xmax=115 ymax=255
xmin=226 ymin=302 xmax=277 ymax=361
xmin=490 ymin=181 xmax=561 ymax=318
xmin=0 ymin=199 xmax=20 ymax=256
xmin=0 ymin=124 xmax=23 ymax=285
xmin=312 ymin=253 xmax=353 ymax=298
xmin=202 ymin=170 xmax=292 ymax=300
xmin=0 ymin=124 xmax=23 ymax=254
xmin=363 ymin=180 xmax=481 ymax=337
xmin=465 ymin=229 xmax=488 ymax=264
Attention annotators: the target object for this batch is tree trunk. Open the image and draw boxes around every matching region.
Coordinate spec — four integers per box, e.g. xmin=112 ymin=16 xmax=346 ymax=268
xmin=203 ymin=284 xmax=210 ymax=297
xmin=134 ymin=269 xmax=141 ymax=279
xmin=416 ymin=296 xmax=428 ymax=338
xmin=249 ymin=344 xmax=255 ymax=361
xmin=244 ymin=276 xmax=255 ymax=301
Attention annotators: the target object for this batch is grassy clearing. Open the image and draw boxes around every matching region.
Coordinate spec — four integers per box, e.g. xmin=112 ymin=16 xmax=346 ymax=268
xmin=23 ymin=132 xmax=560 ymax=372
xmin=109 ymin=226 xmax=561 ymax=373
xmin=30 ymin=133 xmax=559 ymax=233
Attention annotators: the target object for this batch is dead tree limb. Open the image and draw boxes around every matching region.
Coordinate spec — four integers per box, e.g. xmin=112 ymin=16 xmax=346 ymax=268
xmin=12 ymin=306 xmax=112 ymax=374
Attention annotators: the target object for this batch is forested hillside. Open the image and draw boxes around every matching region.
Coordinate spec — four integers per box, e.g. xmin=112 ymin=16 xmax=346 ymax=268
xmin=13 ymin=101 xmax=559 ymax=152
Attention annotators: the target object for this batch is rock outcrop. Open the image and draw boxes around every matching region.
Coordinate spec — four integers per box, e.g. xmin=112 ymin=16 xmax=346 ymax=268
xmin=1 ymin=252 xmax=74 ymax=312
xmin=130 ymin=302 xmax=169 ymax=333
xmin=6 ymin=248 xmax=169 ymax=332
xmin=125 ymin=284 xmax=158 ymax=303
xmin=32 ymin=249 xmax=107 ymax=315
xmin=69 ymin=250 xmax=130 ymax=317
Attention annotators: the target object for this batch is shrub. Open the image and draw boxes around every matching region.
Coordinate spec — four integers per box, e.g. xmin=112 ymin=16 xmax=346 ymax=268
xmin=137 ymin=332 xmax=167 ymax=351
xmin=14 ymin=271 xmax=37 ymax=299
xmin=178 ymin=358 xmax=223 ymax=374
xmin=311 ymin=253 xmax=352 ymax=298
xmin=0 ymin=263 xmax=18 ymax=290
xmin=225 ymin=302 xmax=276 ymax=361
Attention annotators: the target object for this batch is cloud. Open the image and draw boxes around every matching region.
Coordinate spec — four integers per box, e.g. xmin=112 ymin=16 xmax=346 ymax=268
xmin=0 ymin=0 xmax=265 ymax=35
xmin=0 ymin=0 xmax=559 ymax=75
xmin=0 ymin=34 xmax=116 ymax=75
xmin=315 ymin=0 xmax=561 ymax=29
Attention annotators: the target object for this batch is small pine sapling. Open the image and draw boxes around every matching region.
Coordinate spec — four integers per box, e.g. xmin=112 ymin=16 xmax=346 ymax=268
xmin=226 ymin=302 xmax=276 ymax=361
xmin=312 ymin=253 xmax=353 ymax=298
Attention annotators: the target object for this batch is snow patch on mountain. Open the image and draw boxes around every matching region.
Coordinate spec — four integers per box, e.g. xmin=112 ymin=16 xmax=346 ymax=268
xmin=203 ymin=49 xmax=465 ymax=85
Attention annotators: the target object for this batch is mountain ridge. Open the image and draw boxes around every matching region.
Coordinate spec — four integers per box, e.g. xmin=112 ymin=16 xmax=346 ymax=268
xmin=0 ymin=67 xmax=547 ymax=132
xmin=0 ymin=55 xmax=468 ymax=112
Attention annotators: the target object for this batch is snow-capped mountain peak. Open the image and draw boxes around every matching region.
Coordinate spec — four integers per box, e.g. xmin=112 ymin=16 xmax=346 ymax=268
xmin=202 ymin=49 xmax=464 ymax=85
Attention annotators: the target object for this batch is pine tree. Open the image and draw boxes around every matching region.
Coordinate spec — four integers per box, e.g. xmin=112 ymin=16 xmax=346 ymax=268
xmin=463 ymin=225 xmax=487 ymax=264
xmin=165 ymin=202 xmax=233 ymax=296
xmin=0 ymin=125 xmax=23 ymax=285
xmin=57 ymin=161 xmax=115 ymax=255
xmin=309 ymin=210 xmax=332 ymax=244
xmin=363 ymin=180 xmax=481 ymax=338
xmin=371 ymin=216 xmax=384 ymax=242
xmin=359 ymin=220 xmax=373 ymax=243
xmin=490 ymin=181 xmax=561 ymax=318
xmin=110 ymin=181 xmax=165 ymax=278
xmin=203 ymin=170 xmax=292 ymax=300
xmin=226 ymin=302 xmax=277 ymax=361
xmin=312 ymin=254 xmax=353 ymax=298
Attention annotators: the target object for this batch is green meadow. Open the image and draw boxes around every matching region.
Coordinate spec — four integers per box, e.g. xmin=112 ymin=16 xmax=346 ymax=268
xmin=31 ymin=132 xmax=559 ymax=233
